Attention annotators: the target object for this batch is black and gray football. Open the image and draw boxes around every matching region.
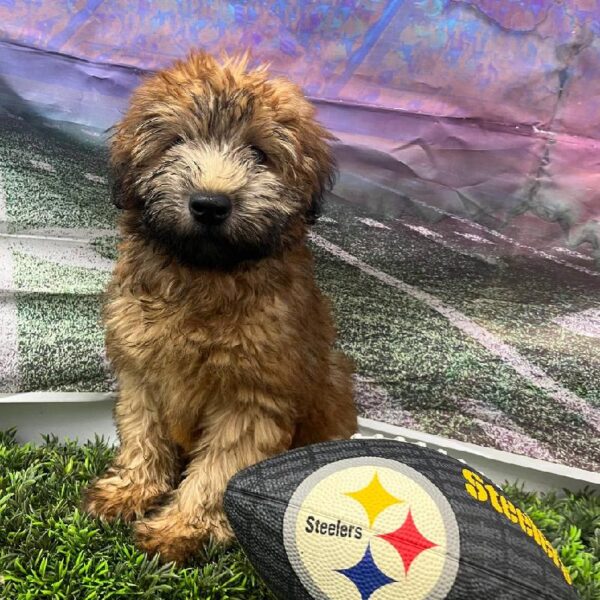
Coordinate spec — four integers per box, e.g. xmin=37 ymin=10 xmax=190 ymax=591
xmin=224 ymin=439 xmax=577 ymax=600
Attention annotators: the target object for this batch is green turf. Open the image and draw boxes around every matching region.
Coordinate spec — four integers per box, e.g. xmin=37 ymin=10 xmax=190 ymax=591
xmin=13 ymin=251 xmax=110 ymax=295
xmin=502 ymin=483 xmax=600 ymax=600
xmin=15 ymin=291 xmax=107 ymax=392
xmin=0 ymin=432 xmax=274 ymax=600
xmin=0 ymin=432 xmax=597 ymax=599
xmin=0 ymin=118 xmax=114 ymax=232
xmin=91 ymin=236 xmax=120 ymax=262
xmin=12 ymin=250 xmax=109 ymax=392
xmin=319 ymin=191 xmax=600 ymax=410
xmin=312 ymin=246 xmax=597 ymax=468
xmin=312 ymin=198 xmax=600 ymax=471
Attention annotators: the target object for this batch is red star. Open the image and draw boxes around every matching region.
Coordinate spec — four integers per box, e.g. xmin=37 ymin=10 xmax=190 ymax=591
xmin=377 ymin=509 xmax=438 ymax=574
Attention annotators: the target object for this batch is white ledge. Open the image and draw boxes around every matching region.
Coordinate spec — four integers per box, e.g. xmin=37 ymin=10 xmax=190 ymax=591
xmin=1 ymin=393 xmax=598 ymax=493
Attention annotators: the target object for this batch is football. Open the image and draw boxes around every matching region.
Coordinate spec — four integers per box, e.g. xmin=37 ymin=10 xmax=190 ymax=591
xmin=224 ymin=438 xmax=577 ymax=600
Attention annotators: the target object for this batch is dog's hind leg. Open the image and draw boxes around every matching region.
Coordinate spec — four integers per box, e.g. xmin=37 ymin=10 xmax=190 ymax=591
xmin=82 ymin=373 xmax=178 ymax=522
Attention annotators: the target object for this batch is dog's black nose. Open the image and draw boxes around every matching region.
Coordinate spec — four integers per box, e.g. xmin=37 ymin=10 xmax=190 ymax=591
xmin=189 ymin=193 xmax=232 ymax=224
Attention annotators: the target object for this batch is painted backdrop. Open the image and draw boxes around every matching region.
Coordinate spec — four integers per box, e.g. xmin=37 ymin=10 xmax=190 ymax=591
xmin=1 ymin=1 xmax=599 ymax=472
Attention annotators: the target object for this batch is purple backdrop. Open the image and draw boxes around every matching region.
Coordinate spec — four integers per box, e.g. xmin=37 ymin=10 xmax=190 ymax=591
xmin=1 ymin=1 xmax=600 ymax=255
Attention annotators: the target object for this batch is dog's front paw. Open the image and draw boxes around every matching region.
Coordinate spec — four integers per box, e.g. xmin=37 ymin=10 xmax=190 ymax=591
xmin=83 ymin=471 xmax=170 ymax=522
xmin=134 ymin=507 xmax=234 ymax=564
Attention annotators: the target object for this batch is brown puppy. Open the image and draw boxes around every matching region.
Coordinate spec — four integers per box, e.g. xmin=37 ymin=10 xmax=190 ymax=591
xmin=83 ymin=51 xmax=357 ymax=564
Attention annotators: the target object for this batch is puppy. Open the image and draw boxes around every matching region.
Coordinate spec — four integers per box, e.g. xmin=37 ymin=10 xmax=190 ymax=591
xmin=83 ymin=51 xmax=357 ymax=564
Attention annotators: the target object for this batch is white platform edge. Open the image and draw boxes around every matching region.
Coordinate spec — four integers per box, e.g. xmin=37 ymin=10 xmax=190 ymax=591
xmin=1 ymin=392 xmax=598 ymax=493
xmin=357 ymin=417 xmax=599 ymax=492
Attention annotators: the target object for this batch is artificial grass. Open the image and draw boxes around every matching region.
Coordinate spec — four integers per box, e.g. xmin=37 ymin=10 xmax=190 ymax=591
xmin=0 ymin=431 xmax=598 ymax=599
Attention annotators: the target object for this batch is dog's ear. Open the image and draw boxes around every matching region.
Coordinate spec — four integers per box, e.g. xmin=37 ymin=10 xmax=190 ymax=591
xmin=108 ymin=161 xmax=141 ymax=210
xmin=108 ymin=161 xmax=126 ymax=209
xmin=306 ymin=166 xmax=336 ymax=224
xmin=108 ymin=119 xmax=143 ymax=210
xmin=305 ymin=194 xmax=322 ymax=225
xmin=305 ymin=139 xmax=337 ymax=225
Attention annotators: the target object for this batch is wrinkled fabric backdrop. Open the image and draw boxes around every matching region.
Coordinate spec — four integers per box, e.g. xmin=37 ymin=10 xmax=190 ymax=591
xmin=1 ymin=1 xmax=599 ymax=472
xmin=2 ymin=0 xmax=600 ymax=246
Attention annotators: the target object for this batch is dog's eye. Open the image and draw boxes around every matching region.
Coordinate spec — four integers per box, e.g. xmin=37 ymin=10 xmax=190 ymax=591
xmin=169 ymin=135 xmax=185 ymax=148
xmin=249 ymin=145 xmax=267 ymax=165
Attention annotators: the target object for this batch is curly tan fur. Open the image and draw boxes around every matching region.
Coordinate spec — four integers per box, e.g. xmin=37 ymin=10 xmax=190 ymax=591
xmin=82 ymin=51 xmax=357 ymax=564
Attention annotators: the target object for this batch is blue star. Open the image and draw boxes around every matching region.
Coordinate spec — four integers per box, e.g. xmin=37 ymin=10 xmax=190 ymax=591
xmin=337 ymin=543 xmax=396 ymax=600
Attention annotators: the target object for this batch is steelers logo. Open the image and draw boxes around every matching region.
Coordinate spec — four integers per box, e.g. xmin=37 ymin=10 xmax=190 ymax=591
xmin=283 ymin=458 xmax=460 ymax=600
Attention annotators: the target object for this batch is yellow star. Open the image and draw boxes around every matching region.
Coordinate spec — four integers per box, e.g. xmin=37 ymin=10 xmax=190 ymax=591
xmin=345 ymin=472 xmax=404 ymax=527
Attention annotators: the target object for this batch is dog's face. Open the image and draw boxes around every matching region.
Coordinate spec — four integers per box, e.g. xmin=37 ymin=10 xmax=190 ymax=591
xmin=111 ymin=52 xmax=335 ymax=269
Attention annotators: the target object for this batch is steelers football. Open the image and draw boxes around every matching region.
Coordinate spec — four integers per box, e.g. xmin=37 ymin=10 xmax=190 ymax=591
xmin=223 ymin=438 xmax=577 ymax=600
